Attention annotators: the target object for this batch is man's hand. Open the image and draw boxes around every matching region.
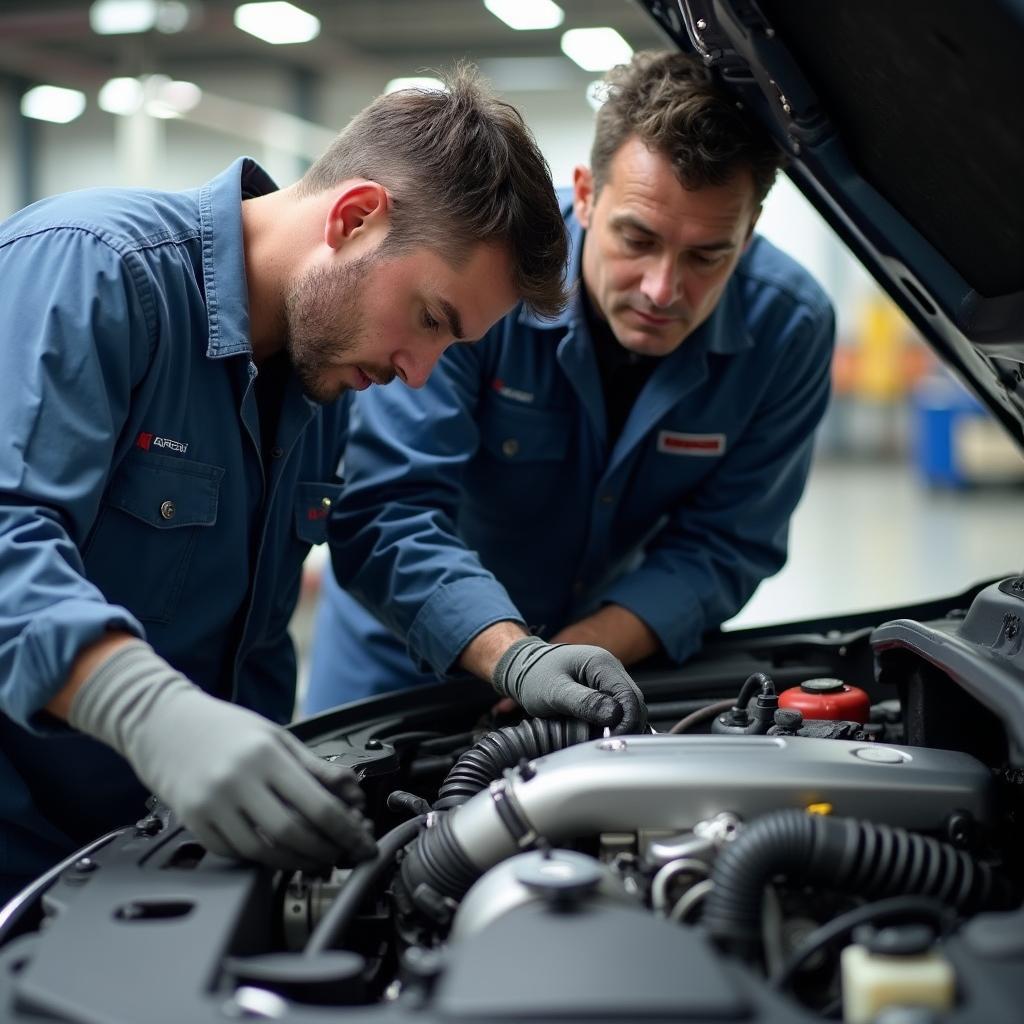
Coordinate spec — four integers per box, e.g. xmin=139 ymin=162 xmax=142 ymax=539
xmin=491 ymin=636 xmax=647 ymax=735
xmin=68 ymin=641 xmax=377 ymax=871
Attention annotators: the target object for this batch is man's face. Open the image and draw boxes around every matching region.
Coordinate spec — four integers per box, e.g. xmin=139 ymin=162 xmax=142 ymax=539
xmin=284 ymin=240 xmax=518 ymax=404
xmin=575 ymin=135 xmax=759 ymax=357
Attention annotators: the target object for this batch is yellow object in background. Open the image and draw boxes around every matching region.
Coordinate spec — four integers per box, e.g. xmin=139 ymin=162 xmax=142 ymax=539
xmin=854 ymin=295 xmax=915 ymax=402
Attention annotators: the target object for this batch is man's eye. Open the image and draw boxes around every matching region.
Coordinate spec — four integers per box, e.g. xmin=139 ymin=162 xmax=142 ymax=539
xmin=423 ymin=310 xmax=440 ymax=331
xmin=692 ymin=252 xmax=726 ymax=268
xmin=623 ymin=235 xmax=652 ymax=250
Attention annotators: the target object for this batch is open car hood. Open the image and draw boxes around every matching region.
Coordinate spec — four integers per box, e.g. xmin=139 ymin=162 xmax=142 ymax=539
xmin=638 ymin=0 xmax=1024 ymax=448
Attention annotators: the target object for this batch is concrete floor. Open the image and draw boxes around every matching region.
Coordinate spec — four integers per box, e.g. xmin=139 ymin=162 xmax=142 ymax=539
xmin=725 ymin=458 xmax=1022 ymax=630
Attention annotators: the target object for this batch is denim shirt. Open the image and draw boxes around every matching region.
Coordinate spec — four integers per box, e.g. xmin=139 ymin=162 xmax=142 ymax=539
xmin=0 ymin=159 xmax=348 ymax=882
xmin=324 ymin=196 xmax=835 ymax=685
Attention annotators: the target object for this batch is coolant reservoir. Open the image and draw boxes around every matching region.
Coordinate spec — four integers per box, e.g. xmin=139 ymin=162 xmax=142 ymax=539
xmin=778 ymin=678 xmax=870 ymax=723
xmin=840 ymin=926 xmax=955 ymax=1024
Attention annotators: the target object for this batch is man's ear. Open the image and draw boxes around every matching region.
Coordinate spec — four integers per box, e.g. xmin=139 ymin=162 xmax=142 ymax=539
xmin=573 ymin=165 xmax=595 ymax=229
xmin=324 ymin=182 xmax=389 ymax=250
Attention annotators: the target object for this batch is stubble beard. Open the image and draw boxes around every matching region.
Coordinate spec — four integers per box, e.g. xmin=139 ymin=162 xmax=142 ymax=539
xmin=283 ymin=251 xmax=376 ymax=404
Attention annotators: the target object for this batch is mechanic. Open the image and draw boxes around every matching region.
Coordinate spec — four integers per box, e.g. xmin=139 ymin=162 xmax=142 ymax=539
xmin=0 ymin=67 xmax=622 ymax=904
xmin=304 ymin=51 xmax=835 ymax=714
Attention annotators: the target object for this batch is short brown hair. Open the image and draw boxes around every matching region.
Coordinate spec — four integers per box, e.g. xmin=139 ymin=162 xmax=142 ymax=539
xmin=591 ymin=50 xmax=782 ymax=206
xmin=299 ymin=64 xmax=567 ymax=319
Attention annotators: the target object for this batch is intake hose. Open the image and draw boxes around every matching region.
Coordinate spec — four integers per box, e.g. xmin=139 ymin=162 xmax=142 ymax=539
xmin=400 ymin=811 xmax=480 ymax=922
xmin=434 ymin=718 xmax=591 ymax=810
xmin=702 ymin=808 xmax=1011 ymax=957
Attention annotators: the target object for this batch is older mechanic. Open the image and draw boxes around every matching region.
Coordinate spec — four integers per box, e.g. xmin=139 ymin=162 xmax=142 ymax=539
xmin=0 ymin=69 xmax=644 ymax=904
xmin=304 ymin=51 xmax=835 ymax=713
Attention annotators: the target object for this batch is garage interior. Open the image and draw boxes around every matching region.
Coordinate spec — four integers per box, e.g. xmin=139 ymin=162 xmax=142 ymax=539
xmin=0 ymin=0 xmax=1019 ymax=672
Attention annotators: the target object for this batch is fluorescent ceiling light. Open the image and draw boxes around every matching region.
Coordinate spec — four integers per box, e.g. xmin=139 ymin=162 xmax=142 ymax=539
xmin=98 ymin=77 xmax=145 ymax=115
xmin=484 ymin=0 xmax=563 ymax=31
xmin=99 ymin=75 xmax=201 ymax=118
xmin=233 ymin=2 xmax=320 ymax=45
xmin=147 ymin=79 xmax=202 ymax=118
xmin=384 ymin=77 xmax=446 ymax=95
xmin=560 ymin=27 xmax=633 ymax=72
xmin=153 ymin=1 xmax=190 ymax=33
xmin=90 ymin=0 xmax=190 ymax=35
xmin=90 ymin=0 xmax=157 ymax=34
xmin=21 ymin=85 xmax=86 ymax=124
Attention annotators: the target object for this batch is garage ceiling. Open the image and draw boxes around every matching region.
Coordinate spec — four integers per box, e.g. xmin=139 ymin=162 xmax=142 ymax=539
xmin=0 ymin=1 xmax=668 ymax=92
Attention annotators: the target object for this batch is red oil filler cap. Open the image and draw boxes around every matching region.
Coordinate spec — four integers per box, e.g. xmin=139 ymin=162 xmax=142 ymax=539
xmin=778 ymin=678 xmax=870 ymax=723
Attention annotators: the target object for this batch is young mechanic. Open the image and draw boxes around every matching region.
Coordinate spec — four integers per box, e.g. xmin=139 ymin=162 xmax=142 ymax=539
xmin=305 ymin=51 xmax=835 ymax=713
xmin=0 ymin=68 xmax=645 ymax=903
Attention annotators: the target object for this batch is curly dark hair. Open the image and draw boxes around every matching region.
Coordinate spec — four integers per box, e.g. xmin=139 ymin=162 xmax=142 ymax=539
xmin=590 ymin=50 xmax=782 ymax=205
xmin=299 ymin=64 xmax=568 ymax=319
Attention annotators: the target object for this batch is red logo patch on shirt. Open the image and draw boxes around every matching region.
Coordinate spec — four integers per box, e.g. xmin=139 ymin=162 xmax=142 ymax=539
xmin=657 ymin=430 xmax=726 ymax=456
xmin=307 ymin=507 xmax=329 ymax=521
xmin=135 ymin=431 xmax=189 ymax=455
xmin=491 ymin=378 xmax=534 ymax=403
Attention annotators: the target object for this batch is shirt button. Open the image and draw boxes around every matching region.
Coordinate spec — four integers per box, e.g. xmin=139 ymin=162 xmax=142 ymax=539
xmin=159 ymin=500 xmax=176 ymax=520
xmin=270 ymin=445 xmax=285 ymax=459
xmin=599 ymin=493 xmax=615 ymax=505
xmin=321 ymin=497 xmax=332 ymax=509
xmin=501 ymin=438 xmax=519 ymax=457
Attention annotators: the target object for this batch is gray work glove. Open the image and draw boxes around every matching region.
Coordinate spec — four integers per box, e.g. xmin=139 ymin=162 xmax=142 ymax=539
xmin=70 ymin=641 xmax=377 ymax=871
xmin=492 ymin=637 xmax=647 ymax=735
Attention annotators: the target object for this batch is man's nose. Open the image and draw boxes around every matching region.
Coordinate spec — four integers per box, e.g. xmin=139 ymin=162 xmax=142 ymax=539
xmin=393 ymin=345 xmax=444 ymax=390
xmin=641 ymin=256 xmax=680 ymax=309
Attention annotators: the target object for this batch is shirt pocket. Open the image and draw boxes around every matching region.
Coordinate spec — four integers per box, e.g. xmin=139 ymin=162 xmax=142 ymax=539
xmin=469 ymin=401 xmax=572 ymax=525
xmin=83 ymin=454 xmax=224 ymax=623
xmin=293 ymin=481 xmax=344 ymax=546
xmin=478 ymin=400 xmax=571 ymax=462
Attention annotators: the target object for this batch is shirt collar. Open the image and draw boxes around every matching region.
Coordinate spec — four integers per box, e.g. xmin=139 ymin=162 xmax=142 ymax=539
xmin=517 ymin=189 xmax=757 ymax=356
xmin=199 ymin=157 xmax=279 ymax=359
xmin=699 ymin=263 xmax=756 ymax=355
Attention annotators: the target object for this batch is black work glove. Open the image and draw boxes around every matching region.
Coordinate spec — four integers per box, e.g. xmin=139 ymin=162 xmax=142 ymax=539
xmin=491 ymin=637 xmax=647 ymax=735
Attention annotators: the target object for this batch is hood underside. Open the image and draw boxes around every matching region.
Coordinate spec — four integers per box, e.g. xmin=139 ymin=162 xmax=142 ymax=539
xmin=638 ymin=0 xmax=1024 ymax=447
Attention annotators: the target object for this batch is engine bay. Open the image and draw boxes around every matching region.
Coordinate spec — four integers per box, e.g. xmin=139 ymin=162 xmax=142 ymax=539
xmin=2 ymin=577 xmax=1023 ymax=1023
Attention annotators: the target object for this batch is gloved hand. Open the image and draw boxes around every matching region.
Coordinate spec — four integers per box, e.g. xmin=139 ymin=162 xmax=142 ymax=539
xmin=491 ymin=637 xmax=647 ymax=735
xmin=70 ymin=641 xmax=377 ymax=871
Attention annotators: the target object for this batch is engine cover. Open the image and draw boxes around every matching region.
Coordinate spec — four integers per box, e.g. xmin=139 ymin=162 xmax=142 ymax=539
xmin=447 ymin=736 xmax=994 ymax=871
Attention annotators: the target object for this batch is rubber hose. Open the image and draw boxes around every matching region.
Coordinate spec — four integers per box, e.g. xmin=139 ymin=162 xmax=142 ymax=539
xmin=703 ymin=808 xmax=1008 ymax=956
xmin=735 ymin=672 xmax=774 ymax=711
xmin=399 ymin=809 xmax=481 ymax=917
xmin=304 ymin=816 xmax=426 ymax=956
xmin=434 ymin=717 xmax=592 ymax=810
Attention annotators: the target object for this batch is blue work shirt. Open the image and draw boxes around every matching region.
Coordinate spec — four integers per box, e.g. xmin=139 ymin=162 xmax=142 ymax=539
xmin=306 ymin=197 xmax=834 ymax=712
xmin=0 ymin=159 xmax=348 ymax=892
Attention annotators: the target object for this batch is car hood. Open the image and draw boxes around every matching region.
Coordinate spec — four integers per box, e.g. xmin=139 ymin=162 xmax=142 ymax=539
xmin=638 ymin=0 xmax=1024 ymax=447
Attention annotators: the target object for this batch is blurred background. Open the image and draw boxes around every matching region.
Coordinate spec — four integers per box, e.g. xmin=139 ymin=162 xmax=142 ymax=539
xmin=1 ymin=0 xmax=1020 ymax=666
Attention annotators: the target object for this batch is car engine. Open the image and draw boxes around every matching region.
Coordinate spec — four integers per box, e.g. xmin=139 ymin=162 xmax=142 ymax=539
xmin=2 ymin=577 xmax=1023 ymax=1023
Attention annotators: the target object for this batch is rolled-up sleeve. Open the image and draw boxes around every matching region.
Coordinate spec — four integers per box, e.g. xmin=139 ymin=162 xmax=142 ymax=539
xmin=602 ymin=303 xmax=835 ymax=663
xmin=0 ymin=228 xmax=152 ymax=729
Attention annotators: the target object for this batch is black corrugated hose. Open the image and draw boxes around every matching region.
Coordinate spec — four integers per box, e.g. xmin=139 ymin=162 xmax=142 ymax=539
xmin=433 ymin=717 xmax=592 ymax=809
xmin=397 ymin=719 xmax=593 ymax=917
xmin=703 ymin=808 xmax=1014 ymax=959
